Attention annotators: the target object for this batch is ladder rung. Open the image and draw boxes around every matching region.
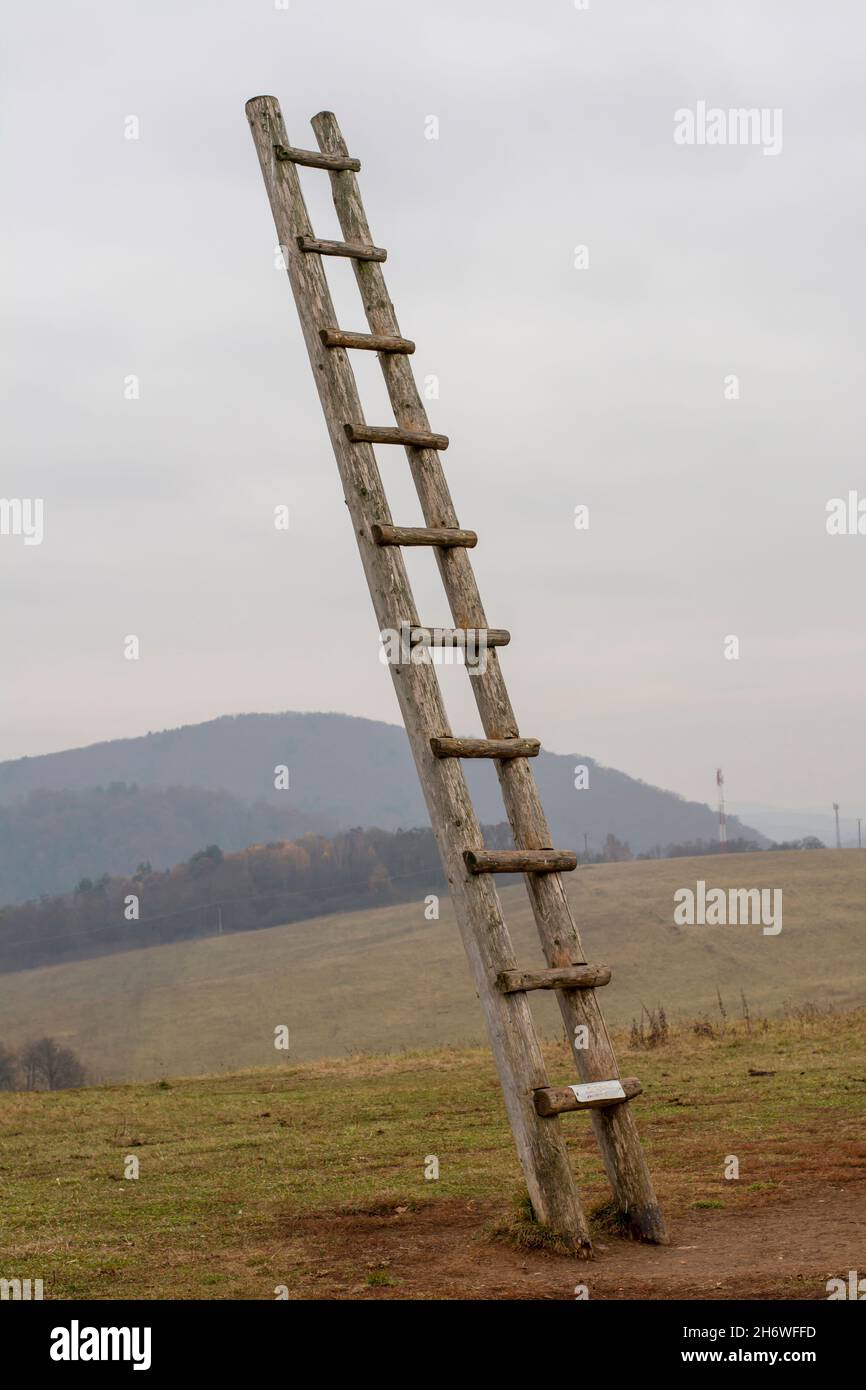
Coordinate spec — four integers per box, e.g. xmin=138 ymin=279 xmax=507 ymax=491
xmin=534 ymin=1077 xmax=642 ymax=1118
xmin=297 ymin=235 xmax=386 ymax=262
xmin=320 ymin=329 xmax=414 ymax=353
xmin=274 ymin=142 xmax=360 ymax=172
xmin=414 ymin=627 xmax=509 ymax=649
xmin=431 ymin=736 xmax=540 ymax=759
xmin=372 ymin=524 xmax=476 ymax=548
xmin=346 ymin=423 xmax=448 ymax=450
xmin=497 ymin=964 xmax=611 ymax=994
xmin=464 ymin=849 xmax=577 ymax=875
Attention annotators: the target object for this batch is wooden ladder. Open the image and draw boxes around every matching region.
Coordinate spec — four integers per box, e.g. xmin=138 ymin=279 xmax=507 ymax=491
xmin=246 ymin=96 xmax=667 ymax=1255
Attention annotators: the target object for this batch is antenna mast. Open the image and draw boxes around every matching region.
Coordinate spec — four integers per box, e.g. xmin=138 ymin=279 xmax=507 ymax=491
xmin=716 ymin=767 xmax=728 ymax=852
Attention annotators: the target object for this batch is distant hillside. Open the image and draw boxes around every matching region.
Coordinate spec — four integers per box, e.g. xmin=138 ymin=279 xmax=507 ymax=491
xmin=0 ymin=850 xmax=860 ymax=1084
xmin=0 ymin=713 xmax=764 ymax=904
xmin=0 ymin=784 xmax=323 ymax=905
xmin=0 ymin=824 xmax=484 ymax=973
xmin=0 ymin=713 xmax=419 ymax=826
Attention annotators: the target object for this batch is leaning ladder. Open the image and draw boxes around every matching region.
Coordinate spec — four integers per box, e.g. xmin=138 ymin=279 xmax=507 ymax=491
xmin=246 ymin=96 xmax=667 ymax=1254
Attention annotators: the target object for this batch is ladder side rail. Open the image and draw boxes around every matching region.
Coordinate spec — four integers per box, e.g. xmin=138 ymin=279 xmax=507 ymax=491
xmin=246 ymin=95 xmax=591 ymax=1252
xmin=312 ymin=110 xmax=667 ymax=1243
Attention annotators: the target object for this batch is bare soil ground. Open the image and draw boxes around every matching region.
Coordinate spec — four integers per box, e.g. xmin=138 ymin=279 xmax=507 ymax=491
xmin=280 ymin=1180 xmax=866 ymax=1300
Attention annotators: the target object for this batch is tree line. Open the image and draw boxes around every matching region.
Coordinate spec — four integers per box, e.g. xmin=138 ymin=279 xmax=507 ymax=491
xmin=633 ymin=835 xmax=825 ymax=860
xmin=0 ymin=823 xmax=511 ymax=974
xmin=0 ymin=822 xmax=826 ymax=976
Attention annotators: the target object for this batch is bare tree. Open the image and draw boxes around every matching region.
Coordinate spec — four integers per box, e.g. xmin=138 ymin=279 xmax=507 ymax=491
xmin=0 ymin=1042 xmax=18 ymax=1090
xmin=20 ymin=1041 xmax=41 ymax=1091
xmin=19 ymin=1037 xmax=85 ymax=1090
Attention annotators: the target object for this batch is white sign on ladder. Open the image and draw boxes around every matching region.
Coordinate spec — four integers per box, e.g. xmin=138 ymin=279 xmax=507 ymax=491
xmin=571 ymin=1080 xmax=626 ymax=1105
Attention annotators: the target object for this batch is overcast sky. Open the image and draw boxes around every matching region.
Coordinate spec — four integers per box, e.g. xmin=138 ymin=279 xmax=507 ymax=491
xmin=2 ymin=0 xmax=864 ymax=814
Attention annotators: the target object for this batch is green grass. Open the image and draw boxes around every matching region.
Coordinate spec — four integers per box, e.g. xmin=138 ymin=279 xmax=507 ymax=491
xmin=0 ymin=850 xmax=863 ymax=1084
xmin=0 ymin=1009 xmax=863 ymax=1299
xmin=486 ymin=1191 xmax=577 ymax=1254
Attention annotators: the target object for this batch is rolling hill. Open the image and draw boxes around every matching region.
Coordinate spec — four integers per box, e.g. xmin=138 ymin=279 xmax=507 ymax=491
xmin=0 ymin=849 xmax=861 ymax=1084
xmin=0 ymin=711 xmax=765 ymax=904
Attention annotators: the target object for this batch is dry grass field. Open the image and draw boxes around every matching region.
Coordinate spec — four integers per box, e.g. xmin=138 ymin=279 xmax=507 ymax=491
xmin=0 ymin=850 xmax=863 ymax=1083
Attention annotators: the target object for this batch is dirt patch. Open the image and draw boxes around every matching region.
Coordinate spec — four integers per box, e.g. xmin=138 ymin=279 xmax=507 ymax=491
xmin=279 ymin=1179 xmax=866 ymax=1299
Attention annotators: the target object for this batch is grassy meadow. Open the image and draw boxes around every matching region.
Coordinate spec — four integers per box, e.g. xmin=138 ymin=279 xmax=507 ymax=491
xmin=0 ymin=1009 xmax=862 ymax=1298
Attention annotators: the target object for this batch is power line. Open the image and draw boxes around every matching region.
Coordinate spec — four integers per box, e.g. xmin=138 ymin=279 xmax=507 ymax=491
xmin=0 ymin=865 xmax=449 ymax=960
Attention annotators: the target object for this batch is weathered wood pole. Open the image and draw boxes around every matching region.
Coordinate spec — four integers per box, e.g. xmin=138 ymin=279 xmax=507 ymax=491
xmin=246 ymin=94 xmax=593 ymax=1255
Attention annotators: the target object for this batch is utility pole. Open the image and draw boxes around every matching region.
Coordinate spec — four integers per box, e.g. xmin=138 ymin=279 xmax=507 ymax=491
xmin=716 ymin=768 xmax=728 ymax=851
xmin=583 ymin=831 xmax=588 ymax=861
xmin=858 ymin=818 xmax=861 ymax=850
xmin=833 ymin=802 xmax=841 ymax=849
